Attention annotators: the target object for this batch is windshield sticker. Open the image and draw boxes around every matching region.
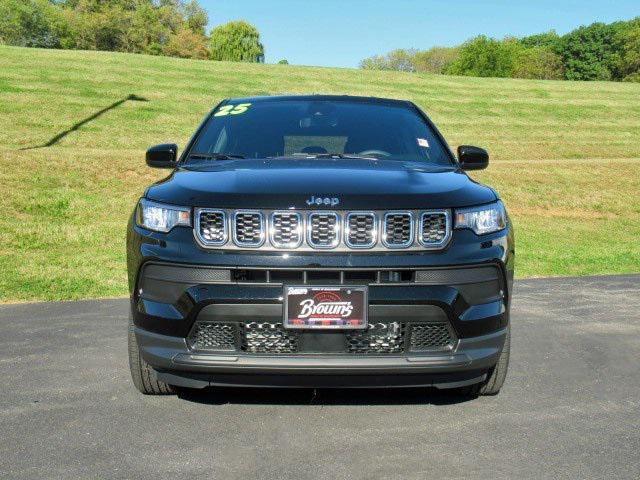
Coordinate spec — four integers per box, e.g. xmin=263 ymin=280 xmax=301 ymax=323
xmin=417 ymin=138 xmax=429 ymax=148
xmin=214 ymin=103 xmax=252 ymax=117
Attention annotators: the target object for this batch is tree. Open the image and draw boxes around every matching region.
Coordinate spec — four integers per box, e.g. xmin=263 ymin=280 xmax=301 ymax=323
xmin=0 ymin=0 xmax=213 ymax=59
xmin=618 ymin=18 xmax=640 ymax=79
xmin=209 ymin=20 xmax=264 ymax=62
xmin=277 ymin=59 xmax=288 ymax=64
xmin=512 ymin=46 xmax=564 ymax=79
xmin=360 ymin=49 xmax=417 ymax=71
xmin=384 ymin=49 xmax=417 ymax=72
xmin=519 ymin=30 xmax=561 ymax=50
xmin=0 ymin=0 xmax=67 ymax=48
xmin=557 ymin=22 xmax=624 ymax=80
xmin=412 ymin=46 xmax=459 ymax=74
xmin=163 ymin=29 xmax=208 ymax=59
xmin=182 ymin=0 xmax=207 ymax=35
xmin=445 ymin=36 xmax=523 ymax=77
xmin=359 ymin=54 xmax=389 ymax=70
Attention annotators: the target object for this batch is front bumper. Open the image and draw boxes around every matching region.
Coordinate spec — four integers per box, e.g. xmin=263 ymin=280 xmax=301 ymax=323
xmin=137 ymin=325 xmax=506 ymax=389
xmin=127 ymin=221 xmax=514 ymax=389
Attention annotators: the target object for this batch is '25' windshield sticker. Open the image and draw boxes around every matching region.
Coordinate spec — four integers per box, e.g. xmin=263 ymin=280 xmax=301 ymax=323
xmin=214 ymin=103 xmax=251 ymax=116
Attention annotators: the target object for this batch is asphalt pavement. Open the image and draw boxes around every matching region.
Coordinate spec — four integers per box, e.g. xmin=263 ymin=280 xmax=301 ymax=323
xmin=1 ymin=275 xmax=639 ymax=479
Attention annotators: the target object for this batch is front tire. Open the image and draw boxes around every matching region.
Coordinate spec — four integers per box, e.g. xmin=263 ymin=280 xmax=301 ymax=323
xmin=128 ymin=313 xmax=174 ymax=395
xmin=459 ymin=326 xmax=510 ymax=397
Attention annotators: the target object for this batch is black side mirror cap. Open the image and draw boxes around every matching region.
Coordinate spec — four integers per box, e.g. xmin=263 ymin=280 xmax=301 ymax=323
xmin=146 ymin=143 xmax=178 ymax=168
xmin=457 ymin=145 xmax=489 ymax=170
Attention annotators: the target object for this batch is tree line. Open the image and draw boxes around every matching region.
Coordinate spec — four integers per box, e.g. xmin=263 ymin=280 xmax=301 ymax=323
xmin=0 ymin=0 xmax=264 ymax=62
xmin=361 ymin=17 xmax=640 ymax=82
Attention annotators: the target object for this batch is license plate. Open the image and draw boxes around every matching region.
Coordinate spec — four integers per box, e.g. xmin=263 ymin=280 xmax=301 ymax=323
xmin=283 ymin=285 xmax=368 ymax=330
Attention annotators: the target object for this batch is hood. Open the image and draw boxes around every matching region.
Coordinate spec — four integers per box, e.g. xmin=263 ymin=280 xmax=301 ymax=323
xmin=145 ymin=158 xmax=497 ymax=209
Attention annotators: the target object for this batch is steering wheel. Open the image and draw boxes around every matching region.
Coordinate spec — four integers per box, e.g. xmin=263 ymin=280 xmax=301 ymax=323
xmin=358 ymin=149 xmax=391 ymax=157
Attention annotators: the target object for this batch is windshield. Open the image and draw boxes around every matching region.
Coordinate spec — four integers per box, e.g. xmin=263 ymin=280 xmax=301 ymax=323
xmin=187 ymin=99 xmax=453 ymax=165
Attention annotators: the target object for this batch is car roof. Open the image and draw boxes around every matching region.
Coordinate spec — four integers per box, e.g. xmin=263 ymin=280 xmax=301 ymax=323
xmin=222 ymin=94 xmax=415 ymax=107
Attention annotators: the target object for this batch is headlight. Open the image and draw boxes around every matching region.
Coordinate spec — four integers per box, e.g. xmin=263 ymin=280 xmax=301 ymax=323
xmin=454 ymin=201 xmax=507 ymax=235
xmin=135 ymin=199 xmax=191 ymax=233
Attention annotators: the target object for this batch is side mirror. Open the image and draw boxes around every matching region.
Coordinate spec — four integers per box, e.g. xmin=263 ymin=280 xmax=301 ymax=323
xmin=146 ymin=143 xmax=178 ymax=168
xmin=457 ymin=145 xmax=489 ymax=171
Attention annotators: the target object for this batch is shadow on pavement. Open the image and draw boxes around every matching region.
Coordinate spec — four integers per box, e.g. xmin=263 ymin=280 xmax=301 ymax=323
xmin=176 ymin=386 xmax=476 ymax=406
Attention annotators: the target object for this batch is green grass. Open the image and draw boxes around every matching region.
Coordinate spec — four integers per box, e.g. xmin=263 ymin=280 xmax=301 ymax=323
xmin=1 ymin=46 xmax=639 ymax=302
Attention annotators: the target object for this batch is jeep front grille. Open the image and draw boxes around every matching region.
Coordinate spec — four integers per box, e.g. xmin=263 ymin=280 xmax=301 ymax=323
xmin=194 ymin=209 xmax=451 ymax=251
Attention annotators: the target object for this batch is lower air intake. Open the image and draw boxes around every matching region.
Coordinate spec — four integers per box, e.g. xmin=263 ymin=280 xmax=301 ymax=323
xmin=409 ymin=323 xmax=456 ymax=351
xmin=346 ymin=322 xmax=406 ymax=354
xmin=187 ymin=321 xmax=457 ymax=354
xmin=188 ymin=322 xmax=237 ymax=351
xmin=241 ymin=322 xmax=298 ymax=353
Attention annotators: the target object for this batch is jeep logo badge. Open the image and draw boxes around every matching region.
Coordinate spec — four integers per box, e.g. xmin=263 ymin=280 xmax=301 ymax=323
xmin=306 ymin=195 xmax=340 ymax=207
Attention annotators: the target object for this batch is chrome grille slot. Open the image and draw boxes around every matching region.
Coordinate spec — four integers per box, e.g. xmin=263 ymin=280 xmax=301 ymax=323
xmin=420 ymin=211 xmax=450 ymax=247
xmin=271 ymin=212 xmax=302 ymax=248
xmin=308 ymin=212 xmax=340 ymax=248
xmin=383 ymin=212 xmax=413 ymax=248
xmin=195 ymin=209 xmax=227 ymax=246
xmin=345 ymin=212 xmax=377 ymax=248
xmin=233 ymin=211 xmax=264 ymax=247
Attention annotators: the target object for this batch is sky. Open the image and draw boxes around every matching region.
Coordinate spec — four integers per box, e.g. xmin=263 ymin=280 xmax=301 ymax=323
xmin=199 ymin=0 xmax=639 ymax=68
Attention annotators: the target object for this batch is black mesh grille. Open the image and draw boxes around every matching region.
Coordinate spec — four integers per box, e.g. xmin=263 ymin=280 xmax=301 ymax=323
xmin=234 ymin=212 xmax=264 ymax=246
xmin=346 ymin=213 xmax=376 ymax=247
xmin=421 ymin=213 xmax=448 ymax=245
xmin=384 ymin=213 xmax=412 ymax=247
xmin=308 ymin=213 xmax=339 ymax=248
xmin=188 ymin=322 xmax=237 ymax=351
xmin=346 ymin=322 xmax=406 ymax=354
xmin=198 ymin=211 xmax=226 ymax=245
xmin=188 ymin=321 xmax=457 ymax=355
xmin=271 ymin=213 xmax=302 ymax=247
xmin=409 ymin=323 xmax=456 ymax=351
xmin=241 ymin=322 xmax=299 ymax=353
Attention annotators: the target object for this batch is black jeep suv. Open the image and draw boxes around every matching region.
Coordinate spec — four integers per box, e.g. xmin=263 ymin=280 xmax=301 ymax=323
xmin=127 ymin=95 xmax=514 ymax=396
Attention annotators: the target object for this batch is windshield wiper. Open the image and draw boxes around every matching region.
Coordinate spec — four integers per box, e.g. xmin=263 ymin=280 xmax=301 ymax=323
xmin=299 ymin=153 xmax=377 ymax=160
xmin=188 ymin=152 xmax=245 ymax=160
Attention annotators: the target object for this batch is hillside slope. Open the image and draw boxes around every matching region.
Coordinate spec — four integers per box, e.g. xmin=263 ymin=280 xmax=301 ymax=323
xmin=1 ymin=46 xmax=639 ymax=301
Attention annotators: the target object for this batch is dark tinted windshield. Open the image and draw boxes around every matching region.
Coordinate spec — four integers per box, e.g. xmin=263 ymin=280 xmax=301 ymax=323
xmin=188 ymin=99 xmax=452 ymax=165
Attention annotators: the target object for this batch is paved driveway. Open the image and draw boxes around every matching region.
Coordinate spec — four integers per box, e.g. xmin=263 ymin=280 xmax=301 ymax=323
xmin=1 ymin=275 xmax=639 ymax=479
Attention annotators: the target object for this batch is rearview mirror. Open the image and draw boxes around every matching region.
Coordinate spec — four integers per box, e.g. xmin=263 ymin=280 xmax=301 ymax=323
xmin=146 ymin=143 xmax=178 ymax=168
xmin=457 ymin=145 xmax=489 ymax=171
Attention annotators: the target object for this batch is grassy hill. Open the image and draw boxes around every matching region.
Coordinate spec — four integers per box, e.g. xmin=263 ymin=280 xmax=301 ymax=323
xmin=1 ymin=46 xmax=639 ymax=301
